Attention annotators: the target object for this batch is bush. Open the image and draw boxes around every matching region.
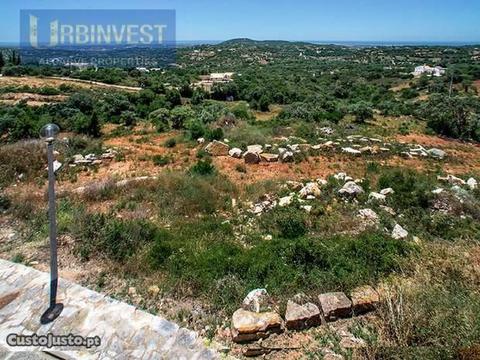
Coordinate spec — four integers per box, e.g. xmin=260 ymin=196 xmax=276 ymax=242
xmin=164 ymin=138 xmax=176 ymax=148
xmin=260 ymin=207 xmax=308 ymax=239
xmin=0 ymin=140 xmax=46 ymax=186
xmin=152 ymin=154 xmax=172 ymax=166
xmin=378 ymin=168 xmax=434 ymax=209
xmin=189 ymin=158 xmax=216 ymax=176
xmin=185 ymin=119 xmax=206 ymax=140
xmin=0 ymin=193 xmax=11 ymax=211
xmin=206 ymin=127 xmax=224 ymax=141
xmin=73 ymin=112 xmax=101 ymax=138
xmin=146 ymin=227 xmax=413 ymax=310
xmin=72 ymin=210 xmax=157 ymax=262
xmin=419 ymin=94 xmax=480 ymax=141
xmin=349 ymin=101 xmax=374 ymax=123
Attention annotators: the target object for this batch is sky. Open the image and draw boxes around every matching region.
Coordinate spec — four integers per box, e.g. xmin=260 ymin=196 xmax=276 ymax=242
xmin=1 ymin=0 xmax=480 ymax=44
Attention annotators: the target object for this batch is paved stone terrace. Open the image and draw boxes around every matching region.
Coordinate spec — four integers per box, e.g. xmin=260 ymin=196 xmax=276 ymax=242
xmin=0 ymin=259 xmax=220 ymax=359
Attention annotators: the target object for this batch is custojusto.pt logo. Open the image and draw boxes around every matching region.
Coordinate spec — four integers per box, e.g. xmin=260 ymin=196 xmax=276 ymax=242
xmin=20 ymin=9 xmax=176 ymax=49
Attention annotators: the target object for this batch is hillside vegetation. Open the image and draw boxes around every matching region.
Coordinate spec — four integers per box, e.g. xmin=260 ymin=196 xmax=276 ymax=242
xmin=0 ymin=41 xmax=480 ymax=359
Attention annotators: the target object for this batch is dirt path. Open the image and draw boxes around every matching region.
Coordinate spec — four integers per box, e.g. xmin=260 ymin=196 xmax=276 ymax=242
xmin=47 ymin=76 xmax=142 ymax=92
xmin=0 ymin=76 xmax=141 ymax=92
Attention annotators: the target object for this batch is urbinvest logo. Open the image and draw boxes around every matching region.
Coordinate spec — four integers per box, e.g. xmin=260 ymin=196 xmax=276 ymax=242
xmin=20 ymin=10 xmax=176 ymax=66
xmin=21 ymin=10 xmax=175 ymax=48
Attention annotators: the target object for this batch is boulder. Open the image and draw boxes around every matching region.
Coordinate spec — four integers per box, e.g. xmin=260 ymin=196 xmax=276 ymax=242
xmin=260 ymin=153 xmax=279 ymax=163
xmin=438 ymin=175 xmax=465 ymax=186
xmin=231 ymin=309 xmax=283 ymax=343
xmin=53 ymin=160 xmax=62 ymax=173
xmin=451 ymin=185 xmax=470 ymax=200
xmin=369 ymin=192 xmax=386 ymax=202
xmin=467 ymin=177 xmax=478 ymax=190
xmin=358 ymin=209 xmax=379 ymax=226
xmin=359 ymin=146 xmax=375 ymax=154
xmin=380 ymin=188 xmax=394 ymax=196
xmin=298 ymin=144 xmax=312 ymax=153
xmin=85 ymin=153 xmax=97 ymax=161
xmin=285 ymin=300 xmax=321 ymax=330
xmin=350 ymin=285 xmax=380 ymax=314
xmin=229 ymin=148 xmax=243 ymax=158
xmin=197 ymin=137 xmax=205 ymax=144
xmin=73 ymin=154 xmax=85 ymax=163
xmin=342 ymin=147 xmax=361 ymax=155
xmin=318 ymin=292 xmax=352 ymax=321
xmin=339 ymin=335 xmax=367 ymax=349
xmin=279 ymin=150 xmax=294 ymax=163
xmin=205 ymin=140 xmax=230 ymax=156
xmin=338 ymin=181 xmax=364 ymax=197
xmin=316 ymin=178 xmax=328 ymax=187
xmin=279 ymin=195 xmax=294 ymax=207
xmin=427 ymin=148 xmax=446 ymax=159
xmin=242 ymin=288 xmax=270 ymax=313
xmin=299 ymin=182 xmax=322 ymax=199
xmin=301 ymin=205 xmax=313 ymax=213
xmin=410 ymin=148 xmax=428 ymax=157
xmin=148 ymin=285 xmax=160 ymax=296
xmin=101 ymin=149 xmax=117 ymax=159
xmin=286 ymin=181 xmax=304 ymax=191
xmin=392 ymin=224 xmax=408 ymax=240
xmin=322 ymin=351 xmax=344 ymax=360
xmin=320 ymin=127 xmax=334 ymax=135
xmin=380 ymin=205 xmax=396 ymax=216
xmin=247 ymin=145 xmax=263 ymax=154
xmin=334 ymin=172 xmax=347 ymax=181
xmin=244 ymin=151 xmax=261 ymax=164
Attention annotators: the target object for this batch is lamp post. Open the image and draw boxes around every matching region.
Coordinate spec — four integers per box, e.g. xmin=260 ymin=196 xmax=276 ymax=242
xmin=39 ymin=123 xmax=64 ymax=325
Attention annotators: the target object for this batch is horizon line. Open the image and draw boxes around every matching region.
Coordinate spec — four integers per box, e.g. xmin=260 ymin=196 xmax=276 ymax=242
xmin=1 ymin=39 xmax=479 ymax=47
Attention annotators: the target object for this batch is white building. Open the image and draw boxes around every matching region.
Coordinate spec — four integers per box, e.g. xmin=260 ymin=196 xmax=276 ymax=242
xmin=413 ymin=65 xmax=446 ymax=77
xmin=209 ymin=72 xmax=235 ymax=82
xmin=192 ymin=72 xmax=235 ymax=92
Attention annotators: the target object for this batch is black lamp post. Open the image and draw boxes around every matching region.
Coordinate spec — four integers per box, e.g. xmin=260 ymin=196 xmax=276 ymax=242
xmin=39 ymin=123 xmax=64 ymax=325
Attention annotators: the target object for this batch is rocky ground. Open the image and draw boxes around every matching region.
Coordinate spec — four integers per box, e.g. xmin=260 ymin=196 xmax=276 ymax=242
xmin=1 ymin=121 xmax=480 ymax=359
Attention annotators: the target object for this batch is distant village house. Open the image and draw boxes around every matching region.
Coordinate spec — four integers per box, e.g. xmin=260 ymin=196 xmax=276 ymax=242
xmin=412 ymin=65 xmax=446 ymax=77
xmin=192 ymin=72 xmax=235 ymax=92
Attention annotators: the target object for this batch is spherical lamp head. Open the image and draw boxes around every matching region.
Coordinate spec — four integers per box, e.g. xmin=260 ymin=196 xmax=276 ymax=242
xmin=40 ymin=124 xmax=60 ymax=142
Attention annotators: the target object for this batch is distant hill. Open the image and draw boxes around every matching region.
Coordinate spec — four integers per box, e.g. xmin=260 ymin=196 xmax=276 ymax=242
xmin=219 ymin=38 xmax=315 ymax=47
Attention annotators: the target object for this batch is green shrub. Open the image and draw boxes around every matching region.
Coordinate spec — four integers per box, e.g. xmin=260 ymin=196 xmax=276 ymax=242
xmin=260 ymin=207 xmax=308 ymax=239
xmin=146 ymin=226 xmax=413 ymax=310
xmin=72 ymin=210 xmax=157 ymax=262
xmin=189 ymin=158 xmax=216 ymax=176
xmin=152 ymin=154 xmax=172 ymax=166
xmin=37 ymin=86 xmax=60 ymax=96
xmin=0 ymin=193 xmax=11 ymax=211
xmin=11 ymin=253 xmax=26 ymax=264
xmin=206 ymin=127 xmax=224 ymax=141
xmin=235 ymin=164 xmax=247 ymax=173
xmin=378 ymin=169 xmax=434 ymax=209
xmin=185 ymin=119 xmax=206 ymax=140
xmin=148 ymin=229 xmax=175 ymax=269
xmin=164 ymin=138 xmax=177 ymax=148
xmin=72 ymin=112 xmax=101 ymax=138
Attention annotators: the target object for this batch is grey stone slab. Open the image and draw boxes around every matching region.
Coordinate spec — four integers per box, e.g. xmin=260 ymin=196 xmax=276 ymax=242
xmin=0 ymin=259 xmax=220 ymax=359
